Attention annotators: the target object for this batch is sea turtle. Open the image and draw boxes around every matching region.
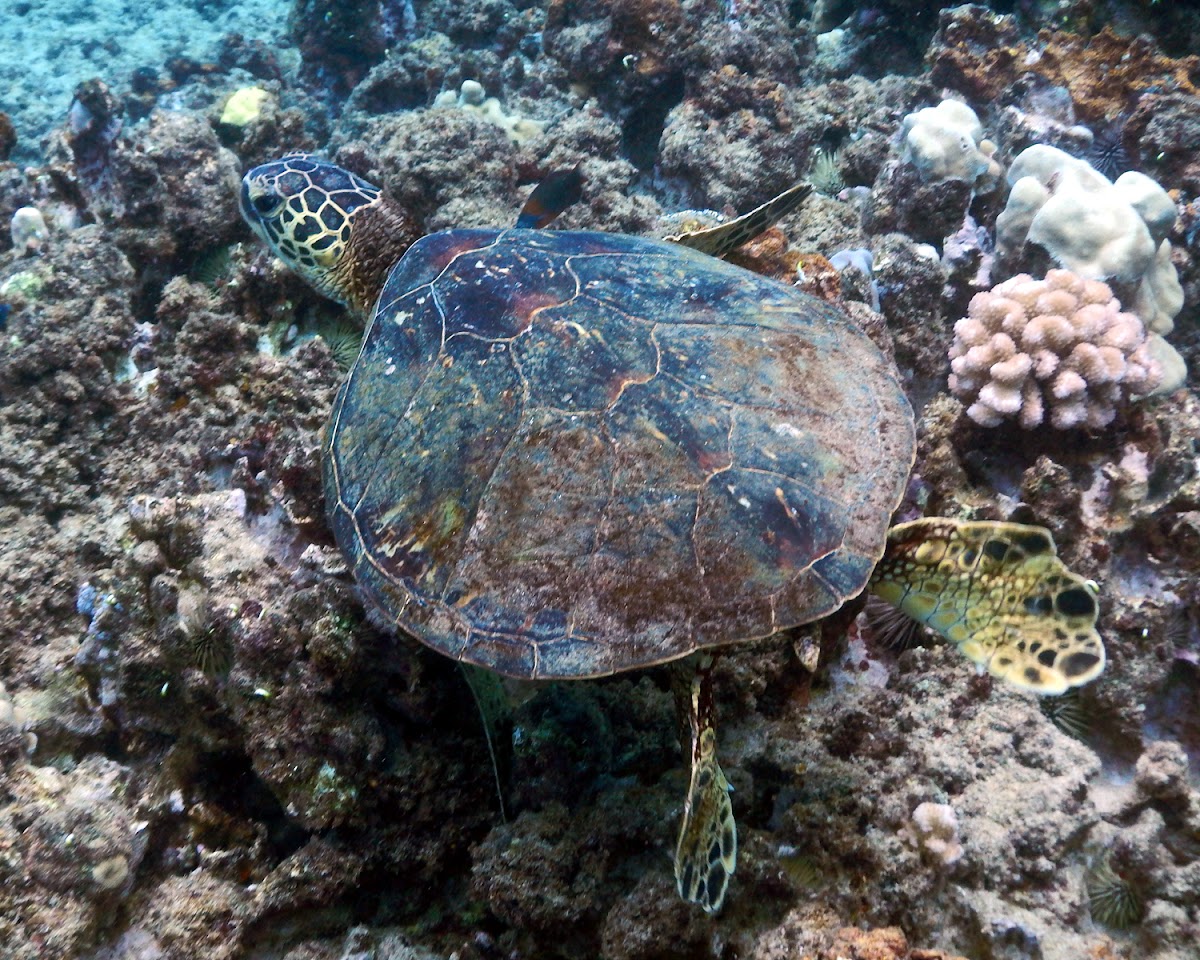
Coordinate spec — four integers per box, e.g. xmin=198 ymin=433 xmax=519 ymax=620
xmin=238 ymin=154 xmax=1106 ymax=913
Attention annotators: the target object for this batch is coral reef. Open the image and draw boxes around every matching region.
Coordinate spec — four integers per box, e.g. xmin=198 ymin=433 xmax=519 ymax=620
xmin=863 ymin=99 xmax=1000 ymax=251
xmin=0 ymin=0 xmax=289 ymax=164
xmin=949 ymin=270 xmax=1162 ymax=429
xmin=0 ymin=112 xmax=15 ymax=161
xmin=0 ymin=0 xmax=1198 ymax=958
xmin=996 ymin=145 xmax=1184 ymax=342
xmin=1127 ymin=92 xmax=1200 ymax=194
xmin=928 ymin=9 xmax=1200 ymax=125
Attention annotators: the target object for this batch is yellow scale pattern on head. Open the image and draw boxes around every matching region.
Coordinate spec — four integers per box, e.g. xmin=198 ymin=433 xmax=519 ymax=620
xmin=241 ymin=155 xmax=387 ymax=311
xmin=870 ymin=519 xmax=1105 ymax=695
xmin=278 ymin=178 xmax=350 ymax=268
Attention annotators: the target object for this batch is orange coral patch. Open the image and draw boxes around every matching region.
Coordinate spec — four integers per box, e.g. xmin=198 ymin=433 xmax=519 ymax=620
xmin=726 ymin=226 xmax=803 ymax=283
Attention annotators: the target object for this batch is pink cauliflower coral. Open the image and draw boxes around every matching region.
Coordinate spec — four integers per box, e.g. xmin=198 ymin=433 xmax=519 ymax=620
xmin=948 ymin=269 xmax=1162 ymax=429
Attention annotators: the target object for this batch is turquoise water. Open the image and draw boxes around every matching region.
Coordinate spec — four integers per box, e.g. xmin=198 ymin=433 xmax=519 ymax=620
xmin=1 ymin=0 xmax=289 ymax=161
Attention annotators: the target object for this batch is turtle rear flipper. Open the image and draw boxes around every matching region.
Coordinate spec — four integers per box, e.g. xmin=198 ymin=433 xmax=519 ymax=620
xmin=870 ymin=519 xmax=1105 ymax=694
xmin=672 ymin=657 xmax=737 ymax=913
xmin=667 ymin=182 xmax=812 ymax=259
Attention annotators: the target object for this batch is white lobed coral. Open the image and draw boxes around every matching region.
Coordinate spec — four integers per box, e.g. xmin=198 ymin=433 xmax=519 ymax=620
xmin=995 ymin=145 xmax=1185 ymax=393
xmin=903 ymin=801 xmax=964 ymax=866
xmin=949 ymin=269 xmax=1162 ymax=429
xmin=900 ymin=99 xmax=1001 ymax=185
xmin=0 ymin=682 xmax=35 ymax=760
xmin=0 ymin=681 xmax=24 ymax=731
xmin=10 ymin=206 xmax=49 ymax=254
xmin=433 ymin=80 xmax=546 ymax=144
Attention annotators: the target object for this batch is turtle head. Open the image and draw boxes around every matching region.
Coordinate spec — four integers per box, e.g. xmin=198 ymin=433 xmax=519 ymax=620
xmin=239 ymin=154 xmax=421 ymax=316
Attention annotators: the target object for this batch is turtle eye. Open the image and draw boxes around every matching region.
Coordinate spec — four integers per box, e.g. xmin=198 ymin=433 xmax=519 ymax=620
xmin=252 ymin=192 xmax=282 ymax=216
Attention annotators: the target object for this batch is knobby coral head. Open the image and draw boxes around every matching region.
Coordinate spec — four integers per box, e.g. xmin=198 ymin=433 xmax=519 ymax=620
xmin=948 ymin=269 xmax=1161 ymax=430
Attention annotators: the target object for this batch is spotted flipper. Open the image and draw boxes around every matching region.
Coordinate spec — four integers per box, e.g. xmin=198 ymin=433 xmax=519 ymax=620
xmin=666 ymin=182 xmax=812 ymax=259
xmin=676 ymin=727 xmax=736 ymax=912
xmin=869 ymin=519 xmax=1105 ymax=694
xmin=671 ymin=657 xmax=736 ymax=913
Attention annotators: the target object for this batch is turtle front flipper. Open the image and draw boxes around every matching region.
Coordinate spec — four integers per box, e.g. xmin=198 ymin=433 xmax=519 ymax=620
xmin=869 ymin=519 xmax=1105 ymax=694
xmin=666 ymin=182 xmax=812 ymax=259
xmin=671 ymin=656 xmax=736 ymax=913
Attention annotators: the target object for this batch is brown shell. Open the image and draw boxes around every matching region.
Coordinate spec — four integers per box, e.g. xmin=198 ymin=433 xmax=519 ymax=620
xmin=324 ymin=228 xmax=915 ymax=679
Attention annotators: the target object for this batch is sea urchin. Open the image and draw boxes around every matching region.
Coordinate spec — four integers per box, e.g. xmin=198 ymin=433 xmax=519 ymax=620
xmin=1086 ymin=854 xmax=1144 ymax=929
